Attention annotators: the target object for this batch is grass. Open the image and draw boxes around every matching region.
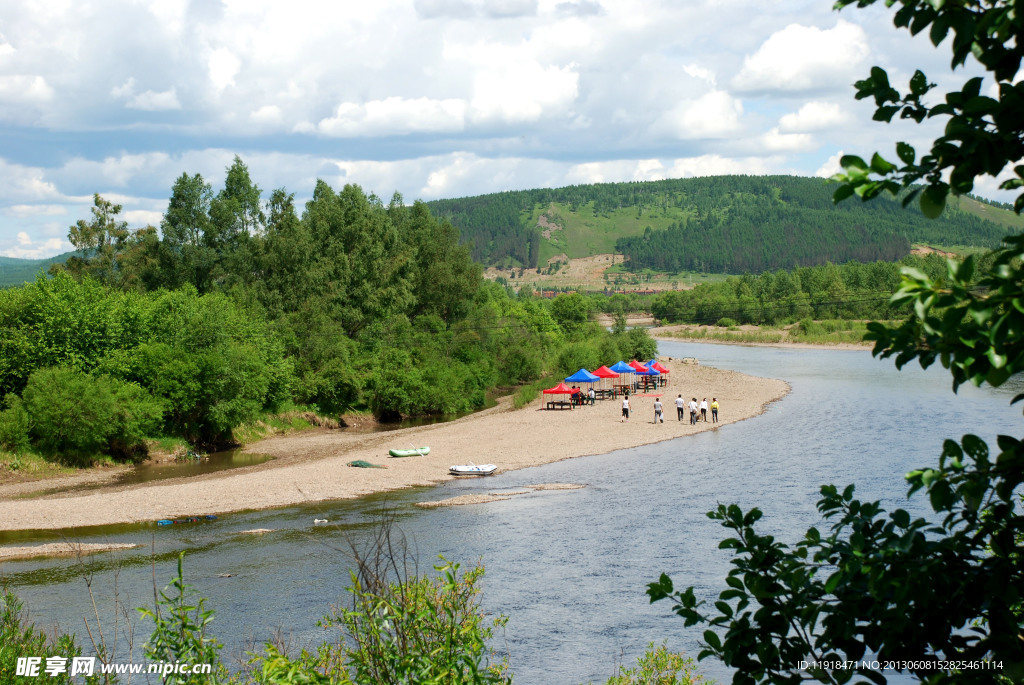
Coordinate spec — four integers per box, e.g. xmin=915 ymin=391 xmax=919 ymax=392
xmin=232 ymin=407 xmax=340 ymax=445
xmin=0 ymin=449 xmax=79 ymax=483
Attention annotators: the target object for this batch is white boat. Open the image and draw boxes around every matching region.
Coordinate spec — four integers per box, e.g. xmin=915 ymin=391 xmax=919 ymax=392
xmin=449 ymin=463 xmax=497 ymax=476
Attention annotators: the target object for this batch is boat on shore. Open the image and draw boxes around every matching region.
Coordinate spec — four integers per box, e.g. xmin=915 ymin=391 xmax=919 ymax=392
xmin=449 ymin=463 xmax=497 ymax=476
xmin=389 ymin=446 xmax=430 ymax=457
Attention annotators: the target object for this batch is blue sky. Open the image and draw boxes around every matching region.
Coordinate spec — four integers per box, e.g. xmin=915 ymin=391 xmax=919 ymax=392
xmin=0 ymin=0 xmax=1013 ymax=258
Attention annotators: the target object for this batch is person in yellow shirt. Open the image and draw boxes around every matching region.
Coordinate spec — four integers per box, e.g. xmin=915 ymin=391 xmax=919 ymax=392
xmin=711 ymin=398 xmax=719 ymax=423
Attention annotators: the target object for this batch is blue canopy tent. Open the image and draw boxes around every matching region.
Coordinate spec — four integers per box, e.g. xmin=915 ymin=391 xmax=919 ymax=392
xmin=608 ymin=360 xmax=636 ymax=393
xmin=564 ymin=368 xmax=600 ymax=405
xmin=565 ymin=368 xmax=600 ymax=384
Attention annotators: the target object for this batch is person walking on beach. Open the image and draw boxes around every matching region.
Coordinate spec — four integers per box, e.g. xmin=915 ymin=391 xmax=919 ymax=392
xmin=699 ymin=398 xmax=708 ymax=422
xmin=688 ymin=397 xmax=698 ymax=425
xmin=675 ymin=394 xmax=685 ymax=421
xmin=711 ymin=397 xmax=719 ymax=423
xmin=654 ymin=398 xmax=664 ymax=424
xmin=621 ymin=394 xmax=630 ymax=422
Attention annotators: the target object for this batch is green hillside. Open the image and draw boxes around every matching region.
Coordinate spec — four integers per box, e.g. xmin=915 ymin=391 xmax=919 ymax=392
xmin=427 ymin=175 xmax=1018 ymax=273
xmin=0 ymin=251 xmax=76 ymax=288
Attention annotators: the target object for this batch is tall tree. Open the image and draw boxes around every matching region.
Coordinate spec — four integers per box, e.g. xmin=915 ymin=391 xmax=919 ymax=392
xmin=160 ymin=172 xmax=216 ymax=292
xmin=65 ymin=194 xmax=131 ymax=286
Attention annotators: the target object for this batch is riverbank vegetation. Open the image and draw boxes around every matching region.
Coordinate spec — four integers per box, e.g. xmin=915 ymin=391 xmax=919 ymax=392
xmin=0 ymin=163 xmax=657 ymax=470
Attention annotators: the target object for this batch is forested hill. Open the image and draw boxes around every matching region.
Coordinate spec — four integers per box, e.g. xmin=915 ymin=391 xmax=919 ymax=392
xmin=426 ymin=175 xmax=1022 ymax=273
xmin=0 ymin=252 xmax=78 ymax=287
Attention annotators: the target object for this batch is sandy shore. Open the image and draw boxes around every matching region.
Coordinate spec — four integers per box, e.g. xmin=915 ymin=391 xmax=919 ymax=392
xmin=0 ymin=359 xmax=788 ymax=533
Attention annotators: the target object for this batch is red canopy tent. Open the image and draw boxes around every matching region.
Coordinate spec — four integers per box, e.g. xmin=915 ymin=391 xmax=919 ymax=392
xmin=591 ymin=365 xmax=619 ymax=397
xmin=650 ymin=361 xmax=670 ymax=374
xmin=628 ymin=360 xmax=649 ymax=372
xmin=543 ymin=381 xmax=580 ymax=410
xmin=543 ymin=381 xmax=580 ymax=395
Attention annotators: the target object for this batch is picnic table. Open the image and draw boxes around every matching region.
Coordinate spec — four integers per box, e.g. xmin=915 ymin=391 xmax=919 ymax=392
xmin=546 ymin=400 xmax=573 ymax=410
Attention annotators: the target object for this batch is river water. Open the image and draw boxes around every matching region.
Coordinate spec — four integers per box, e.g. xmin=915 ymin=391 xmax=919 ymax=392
xmin=2 ymin=341 xmax=1021 ymax=684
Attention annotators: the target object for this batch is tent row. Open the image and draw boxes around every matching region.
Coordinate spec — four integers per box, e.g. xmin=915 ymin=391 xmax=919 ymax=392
xmin=542 ymin=360 xmax=670 ymax=409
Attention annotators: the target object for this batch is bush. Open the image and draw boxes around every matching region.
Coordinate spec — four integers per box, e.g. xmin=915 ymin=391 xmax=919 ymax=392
xmin=0 ymin=396 xmax=29 ymax=454
xmin=21 ymin=367 xmax=161 ymax=463
xmin=598 ymin=642 xmax=706 ymax=685
xmin=326 ymin=557 xmax=510 ymax=685
xmin=715 ymin=317 xmax=737 ymax=328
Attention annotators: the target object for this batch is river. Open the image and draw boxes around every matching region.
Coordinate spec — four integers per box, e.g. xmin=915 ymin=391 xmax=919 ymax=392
xmin=2 ymin=341 xmax=1021 ymax=684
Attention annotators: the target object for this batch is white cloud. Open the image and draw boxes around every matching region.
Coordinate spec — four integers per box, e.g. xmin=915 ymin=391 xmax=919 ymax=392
xmin=4 ymin=205 xmax=67 ymax=217
xmin=816 ymin=151 xmax=844 ymax=178
xmin=127 ymin=88 xmax=181 ymax=111
xmin=470 ymin=61 xmax=579 ymax=122
xmin=250 ymin=105 xmax=283 ymax=124
xmin=657 ymin=90 xmax=744 ymax=139
xmin=209 ymin=48 xmax=241 ymax=91
xmin=315 ymin=97 xmax=467 ymax=137
xmin=666 ymin=154 xmax=776 ymax=178
xmin=759 ymin=127 xmax=816 ymax=152
xmin=732 ymin=20 xmax=870 ymax=94
xmin=2 ymin=234 xmax=68 ymax=259
xmin=123 ymin=209 xmax=163 ymax=227
xmin=0 ymin=75 xmax=54 ymax=104
xmin=778 ymin=101 xmax=849 ymax=132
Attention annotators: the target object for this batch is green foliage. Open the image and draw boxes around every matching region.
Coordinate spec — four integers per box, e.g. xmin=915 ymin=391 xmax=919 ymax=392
xmin=21 ymin=367 xmax=161 ymax=463
xmin=619 ymin=328 xmax=658 ymax=362
xmin=832 ymin=0 xmax=1024 ymax=214
xmin=0 ymin=395 xmax=29 ymax=454
xmin=138 ymin=553 xmax=226 ymax=685
xmin=595 ymin=642 xmax=706 ymax=685
xmin=715 ymin=317 xmax=737 ymax=328
xmin=327 ymin=557 xmax=510 ymax=685
xmin=429 ymin=176 xmax=1015 ymax=272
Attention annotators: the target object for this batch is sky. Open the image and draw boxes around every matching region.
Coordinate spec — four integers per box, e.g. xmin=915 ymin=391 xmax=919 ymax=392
xmin=0 ymin=0 xmax=1013 ymax=259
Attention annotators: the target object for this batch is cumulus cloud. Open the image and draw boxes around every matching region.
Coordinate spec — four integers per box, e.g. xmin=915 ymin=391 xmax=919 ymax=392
xmin=4 ymin=205 xmax=67 ymax=217
xmin=209 ymin=48 xmax=241 ymax=91
xmin=657 ymin=90 xmax=744 ymax=139
xmin=2 ymin=233 xmax=68 ymax=259
xmin=127 ymin=88 xmax=181 ymax=111
xmin=554 ymin=1 xmax=603 ymax=18
xmin=0 ymin=75 xmax=54 ymax=104
xmin=732 ymin=20 xmax=869 ymax=94
xmin=778 ymin=101 xmax=849 ymax=132
xmin=313 ymin=97 xmax=467 ymax=137
xmin=816 ymin=151 xmax=844 ymax=178
xmin=413 ymin=0 xmax=537 ymax=18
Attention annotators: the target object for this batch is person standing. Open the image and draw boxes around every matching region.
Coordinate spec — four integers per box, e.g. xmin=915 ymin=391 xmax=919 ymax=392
xmin=688 ymin=397 xmax=698 ymax=425
xmin=675 ymin=394 xmax=685 ymax=421
xmin=653 ymin=398 xmax=664 ymax=424
xmin=711 ymin=397 xmax=719 ymax=423
xmin=621 ymin=394 xmax=630 ymax=422
xmin=700 ymin=398 xmax=709 ymax=422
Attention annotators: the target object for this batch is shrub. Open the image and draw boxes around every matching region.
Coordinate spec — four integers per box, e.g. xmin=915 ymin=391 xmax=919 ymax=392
xmin=599 ymin=642 xmax=706 ymax=685
xmin=0 ymin=396 xmax=29 ymax=454
xmin=715 ymin=317 xmax=737 ymax=328
xmin=21 ymin=367 xmax=161 ymax=463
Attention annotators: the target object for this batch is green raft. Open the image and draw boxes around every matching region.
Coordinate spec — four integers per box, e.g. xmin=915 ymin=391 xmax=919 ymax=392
xmin=388 ymin=446 xmax=430 ymax=458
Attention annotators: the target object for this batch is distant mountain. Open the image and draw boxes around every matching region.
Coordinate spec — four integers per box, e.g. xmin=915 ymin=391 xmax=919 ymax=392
xmin=0 ymin=251 xmax=77 ymax=288
xmin=427 ymin=175 xmax=1022 ymax=274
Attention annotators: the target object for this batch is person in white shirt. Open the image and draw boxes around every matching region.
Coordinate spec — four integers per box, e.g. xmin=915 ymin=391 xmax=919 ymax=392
xmin=675 ymin=394 xmax=685 ymax=421
xmin=621 ymin=395 xmax=630 ymax=422
xmin=653 ymin=398 xmax=664 ymax=423
xmin=699 ymin=398 xmax=709 ymax=422
xmin=688 ymin=397 xmax=698 ymax=425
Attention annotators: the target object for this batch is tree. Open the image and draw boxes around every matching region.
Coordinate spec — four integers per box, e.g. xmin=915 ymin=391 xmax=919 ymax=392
xmin=65 ymin=194 xmax=131 ymax=286
xmin=161 ymin=172 xmax=216 ymax=292
xmin=831 ymin=0 xmax=1024 ymax=216
xmin=649 ymin=2 xmax=1024 ymax=682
